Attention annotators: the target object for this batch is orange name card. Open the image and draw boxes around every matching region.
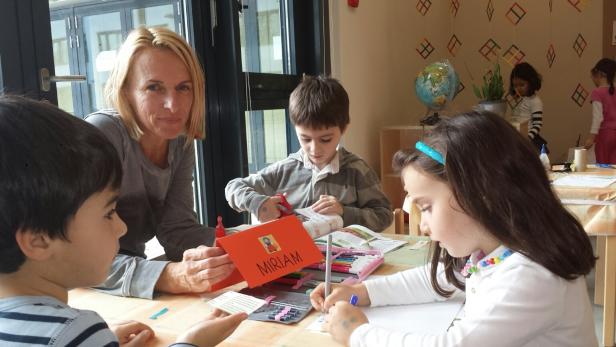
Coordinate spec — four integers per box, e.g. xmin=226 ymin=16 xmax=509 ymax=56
xmin=214 ymin=216 xmax=323 ymax=289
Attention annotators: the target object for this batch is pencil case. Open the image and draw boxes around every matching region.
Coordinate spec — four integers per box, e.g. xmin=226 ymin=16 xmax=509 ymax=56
xmin=305 ymin=245 xmax=384 ymax=284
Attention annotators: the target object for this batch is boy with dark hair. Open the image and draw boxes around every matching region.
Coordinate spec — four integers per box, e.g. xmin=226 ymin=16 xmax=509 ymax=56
xmin=0 ymin=95 xmax=245 ymax=346
xmin=225 ymin=75 xmax=393 ymax=231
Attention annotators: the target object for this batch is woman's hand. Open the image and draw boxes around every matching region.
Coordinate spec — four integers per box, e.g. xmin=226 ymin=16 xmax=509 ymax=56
xmin=310 ymin=282 xmax=370 ymax=312
xmin=175 ymin=309 xmax=247 ymax=347
xmin=258 ymin=196 xmax=283 ymax=223
xmin=156 ymin=245 xmax=235 ymax=294
xmin=311 ymin=195 xmax=343 ymax=216
xmin=324 ymin=302 xmax=369 ymax=346
xmin=584 ymin=134 xmax=596 ymax=149
xmin=109 ymin=320 xmax=155 ymax=346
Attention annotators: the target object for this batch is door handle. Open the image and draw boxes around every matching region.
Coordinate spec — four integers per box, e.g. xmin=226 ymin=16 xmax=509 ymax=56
xmin=39 ymin=67 xmax=86 ymax=92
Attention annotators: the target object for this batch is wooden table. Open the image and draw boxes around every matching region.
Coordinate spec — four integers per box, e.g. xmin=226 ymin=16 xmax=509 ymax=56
xmin=551 ymin=167 xmax=616 ymax=346
xmin=69 ymin=234 xmax=428 ymax=347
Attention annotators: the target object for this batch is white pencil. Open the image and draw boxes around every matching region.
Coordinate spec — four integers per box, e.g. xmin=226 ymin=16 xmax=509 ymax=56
xmin=324 ymin=234 xmax=333 ymax=301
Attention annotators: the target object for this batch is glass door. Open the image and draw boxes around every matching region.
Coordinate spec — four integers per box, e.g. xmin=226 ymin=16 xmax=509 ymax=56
xmin=79 ymin=11 xmax=123 ymax=115
xmin=0 ymin=0 xmax=56 ymax=102
xmin=50 ymin=18 xmax=76 ymax=113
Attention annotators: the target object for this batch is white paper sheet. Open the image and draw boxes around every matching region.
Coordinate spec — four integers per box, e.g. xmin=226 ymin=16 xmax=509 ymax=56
xmin=306 ymin=295 xmax=465 ymax=335
xmin=552 ymin=175 xmax=616 ymax=188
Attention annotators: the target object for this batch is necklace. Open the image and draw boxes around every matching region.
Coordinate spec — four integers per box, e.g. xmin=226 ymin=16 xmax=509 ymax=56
xmin=461 ymin=248 xmax=513 ymax=277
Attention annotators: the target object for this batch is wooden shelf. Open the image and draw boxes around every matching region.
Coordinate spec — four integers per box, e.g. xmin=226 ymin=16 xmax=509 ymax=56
xmin=380 ymin=125 xmax=432 ymax=209
xmin=379 ymin=121 xmax=528 ymax=209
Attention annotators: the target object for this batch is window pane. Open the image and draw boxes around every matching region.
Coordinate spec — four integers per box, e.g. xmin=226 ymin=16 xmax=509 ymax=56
xmin=245 ymin=109 xmax=288 ymax=173
xmin=82 ymin=12 xmax=122 ymax=113
xmin=133 ymin=4 xmax=176 ymax=32
xmin=50 ymin=19 xmax=73 ymax=114
xmin=239 ymin=0 xmax=286 ymax=74
xmin=263 ymin=109 xmax=288 ymax=163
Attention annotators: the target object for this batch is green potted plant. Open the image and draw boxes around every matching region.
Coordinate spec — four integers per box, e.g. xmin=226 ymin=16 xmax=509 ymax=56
xmin=472 ymin=62 xmax=507 ymax=117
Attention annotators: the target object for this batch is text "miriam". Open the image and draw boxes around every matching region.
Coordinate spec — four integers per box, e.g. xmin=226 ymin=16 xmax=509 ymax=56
xmin=256 ymin=251 xmax=303 ymax=276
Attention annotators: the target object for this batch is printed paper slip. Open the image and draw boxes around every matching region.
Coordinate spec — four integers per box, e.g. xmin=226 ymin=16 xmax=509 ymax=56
xmin=208 ymin=291 xmax=266 ymax=315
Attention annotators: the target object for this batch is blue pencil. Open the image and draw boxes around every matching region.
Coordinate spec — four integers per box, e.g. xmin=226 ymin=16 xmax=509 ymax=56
xmin=149 ymin=307 xmax=169 ymax=320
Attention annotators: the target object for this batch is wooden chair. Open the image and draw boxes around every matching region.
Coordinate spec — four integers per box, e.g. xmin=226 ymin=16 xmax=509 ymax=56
xmin=393 ymin=208 xmax=405 ymax=235
xmin=393 ymin=204 xmax=422 ymax=236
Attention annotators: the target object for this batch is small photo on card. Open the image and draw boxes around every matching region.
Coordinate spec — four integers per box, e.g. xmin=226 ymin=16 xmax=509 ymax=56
xmin=259 ymin=234 xmax=281 ymax=254
xmin=208 ymin=291 xmax=266 ymax=315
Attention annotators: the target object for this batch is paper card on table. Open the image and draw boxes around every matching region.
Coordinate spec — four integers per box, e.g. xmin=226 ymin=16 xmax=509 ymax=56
xmin=208 ymin=291 xmax=266 ymax=315
xmin=212 ymin=216 xmax=324 ymax=290
xmin=409 ymin=240 xmax=429 ymax=250
xmin=306 ymin=314 xmax=327 ymax=333
xmin=552 ymin=175 xmax=616 ymax=188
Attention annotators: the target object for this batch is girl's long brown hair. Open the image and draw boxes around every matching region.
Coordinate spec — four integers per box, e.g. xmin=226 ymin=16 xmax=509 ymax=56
xmin=393 ymin=111 xmax=595 ymax=297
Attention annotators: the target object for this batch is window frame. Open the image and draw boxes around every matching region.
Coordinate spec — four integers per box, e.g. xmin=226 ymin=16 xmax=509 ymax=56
xmin=188 ymin=0 xmax=330 ymax=226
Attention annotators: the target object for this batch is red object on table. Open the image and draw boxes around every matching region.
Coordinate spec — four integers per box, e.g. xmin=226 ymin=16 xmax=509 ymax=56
xmin=215 ymin=216 xmax=225 ymax=238
xmin=274 ymin=193 xmax=294 ymax=217
xmin=348 ymin=0 xmax=359 ymax=8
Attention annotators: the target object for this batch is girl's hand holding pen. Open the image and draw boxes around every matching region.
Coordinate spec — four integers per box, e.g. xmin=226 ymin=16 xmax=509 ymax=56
xmin=309 ymin=282 xmax=370 ymax=312
xmin=324 ymin=302 xmax=368 ymax=346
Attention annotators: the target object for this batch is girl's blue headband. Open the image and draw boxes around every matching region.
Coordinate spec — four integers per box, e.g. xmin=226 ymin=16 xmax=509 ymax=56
xmin=415 ymin=141 xmax=445 ymax=165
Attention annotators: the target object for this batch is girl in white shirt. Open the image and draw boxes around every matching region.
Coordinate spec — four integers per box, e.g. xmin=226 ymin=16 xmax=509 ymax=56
xmin=510 ymin=62 xmax=546 ymax=153
xmin=310 ymin=111 xmax=597 ymax=347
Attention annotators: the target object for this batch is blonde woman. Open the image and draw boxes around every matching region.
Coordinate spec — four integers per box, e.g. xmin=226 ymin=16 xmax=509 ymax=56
xmin=86 ymin=27 xmax=234 ymax=299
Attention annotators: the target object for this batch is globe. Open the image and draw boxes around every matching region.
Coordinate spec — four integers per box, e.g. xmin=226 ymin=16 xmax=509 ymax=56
xmin=414 ymin=60 xmax=460 ymax=111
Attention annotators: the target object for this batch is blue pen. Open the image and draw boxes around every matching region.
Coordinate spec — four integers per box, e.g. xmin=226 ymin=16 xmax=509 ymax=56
xmin=349 ymin=294 xmax=358 ymax=306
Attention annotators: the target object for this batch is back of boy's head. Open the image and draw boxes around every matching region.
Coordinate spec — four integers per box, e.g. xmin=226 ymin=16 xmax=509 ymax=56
xmin=0 ymin=95 xmax=122 ymax=274
xmin=393 ymin=111 xmax=594 ymax=287
xmin=289 ymin=75 xmax=350 ymax=132
xmin=592 ymin=58 xmax=616 ymax=95
xmin=509 ymin=62 xmax=542 ymax=96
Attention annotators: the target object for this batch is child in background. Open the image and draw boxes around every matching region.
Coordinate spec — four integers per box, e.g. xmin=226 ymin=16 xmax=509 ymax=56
xmin=0 ymin=96 xmax=246 ymax=346
xmin=584 ymin=58 xmax=616 ymax=164
xmin=225 ymin=75 xmax=393 ymax=232
xmin=310 ymin=111 xmax=596 ymax=347
xmin=510 ymin=62 xmax=546 ymax=152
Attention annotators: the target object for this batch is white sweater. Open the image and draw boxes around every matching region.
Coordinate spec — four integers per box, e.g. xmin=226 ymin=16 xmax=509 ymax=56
xmin=350 ymin=246 xmax=597 ymax=347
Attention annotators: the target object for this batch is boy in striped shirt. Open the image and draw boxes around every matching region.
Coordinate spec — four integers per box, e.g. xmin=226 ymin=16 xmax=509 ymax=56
xmin=0 ymin=96 xmax=245 ymax=346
